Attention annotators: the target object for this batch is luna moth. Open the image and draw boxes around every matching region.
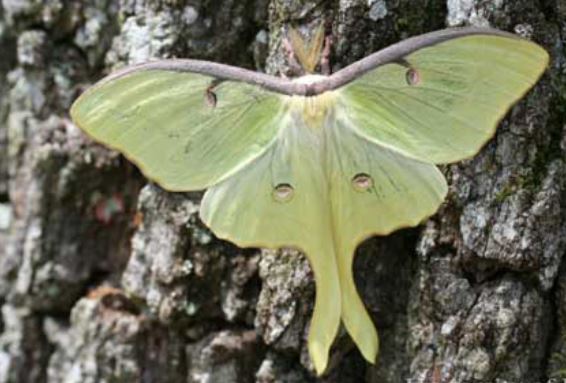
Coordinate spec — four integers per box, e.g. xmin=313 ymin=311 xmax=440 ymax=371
xmin=70 ymin=27 xmax=549 ymax=375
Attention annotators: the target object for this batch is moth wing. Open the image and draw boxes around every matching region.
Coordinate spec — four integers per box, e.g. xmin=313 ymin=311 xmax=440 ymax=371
xmin=325 ymin=110 xmax=447 ymax=362
xmin=71 ymin=68 xmax=284 ymax=191
xmin=340 ymin=34 xmax=549 ymax=164
xmin=200 ymin=111 xmax=342 ymax=375
xmin=200 ymin=95 xmax=449 ymax=373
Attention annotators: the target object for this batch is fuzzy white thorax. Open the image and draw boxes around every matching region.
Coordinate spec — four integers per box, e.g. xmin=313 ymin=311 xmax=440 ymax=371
xmin=286 ymin=76 xmax=337 ymax=129
xmin=292 ymin=74 xmax=328 ymax=85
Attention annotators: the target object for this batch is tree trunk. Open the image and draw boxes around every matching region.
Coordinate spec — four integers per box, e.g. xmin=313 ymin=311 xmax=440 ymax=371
xmin=0 ymin=0 xmax=564 ymax=382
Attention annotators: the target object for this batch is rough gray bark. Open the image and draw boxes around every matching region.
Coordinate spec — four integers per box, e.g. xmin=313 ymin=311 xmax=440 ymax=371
xmin=0 ymin=0 xmax=564 ymax=382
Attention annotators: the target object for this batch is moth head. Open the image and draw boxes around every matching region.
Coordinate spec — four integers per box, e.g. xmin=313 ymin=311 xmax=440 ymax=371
xmin=285 ymin=23 xmax=327 ymax=75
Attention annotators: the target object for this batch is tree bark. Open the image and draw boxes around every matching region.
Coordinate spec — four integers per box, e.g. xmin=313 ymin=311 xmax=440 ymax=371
xmin=0 ymin=0 xmax=564 ymax=382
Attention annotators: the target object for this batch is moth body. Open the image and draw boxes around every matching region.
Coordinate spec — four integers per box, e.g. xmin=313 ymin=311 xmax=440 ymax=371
xmin=286 ymin=94 xmax=336 ymax=130
xmin=292 ymin=74 xmax=328 ymax=85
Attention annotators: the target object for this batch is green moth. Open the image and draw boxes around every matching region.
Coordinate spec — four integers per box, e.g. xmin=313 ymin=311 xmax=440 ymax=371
xmin=70 ymin=27 xmax=549 ymax=375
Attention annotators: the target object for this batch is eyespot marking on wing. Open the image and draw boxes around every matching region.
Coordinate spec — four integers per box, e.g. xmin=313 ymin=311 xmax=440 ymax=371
xmin=273 ymin=183 xmax=294 ymax=202
xmin=205 ymin=86 xmax=217 ymax=108
xmin=352 ymin=173 xmax=373 ymax=192
xmin=405 ymin=68 xmax=421 ymax=86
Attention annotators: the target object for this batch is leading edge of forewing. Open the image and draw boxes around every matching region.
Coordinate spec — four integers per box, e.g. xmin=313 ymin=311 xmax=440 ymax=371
xmin=90 ymin=59 xmax=305 ymax=96
xmin=316 ymin=27 xmax=527 ymax=93
xmin=79 ymin=28 xmax=538 ymax=97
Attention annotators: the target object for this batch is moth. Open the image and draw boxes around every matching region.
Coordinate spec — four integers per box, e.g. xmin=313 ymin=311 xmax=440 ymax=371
xmin=70 ymin=27 xmax=548 ymax=375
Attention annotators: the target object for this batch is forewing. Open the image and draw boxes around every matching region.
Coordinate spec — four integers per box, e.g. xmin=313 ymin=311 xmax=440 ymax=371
xmin=340 ymin=34 xmax=549 ymax=164
xmin=71 ymin=69 xmax=284 ymax=191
